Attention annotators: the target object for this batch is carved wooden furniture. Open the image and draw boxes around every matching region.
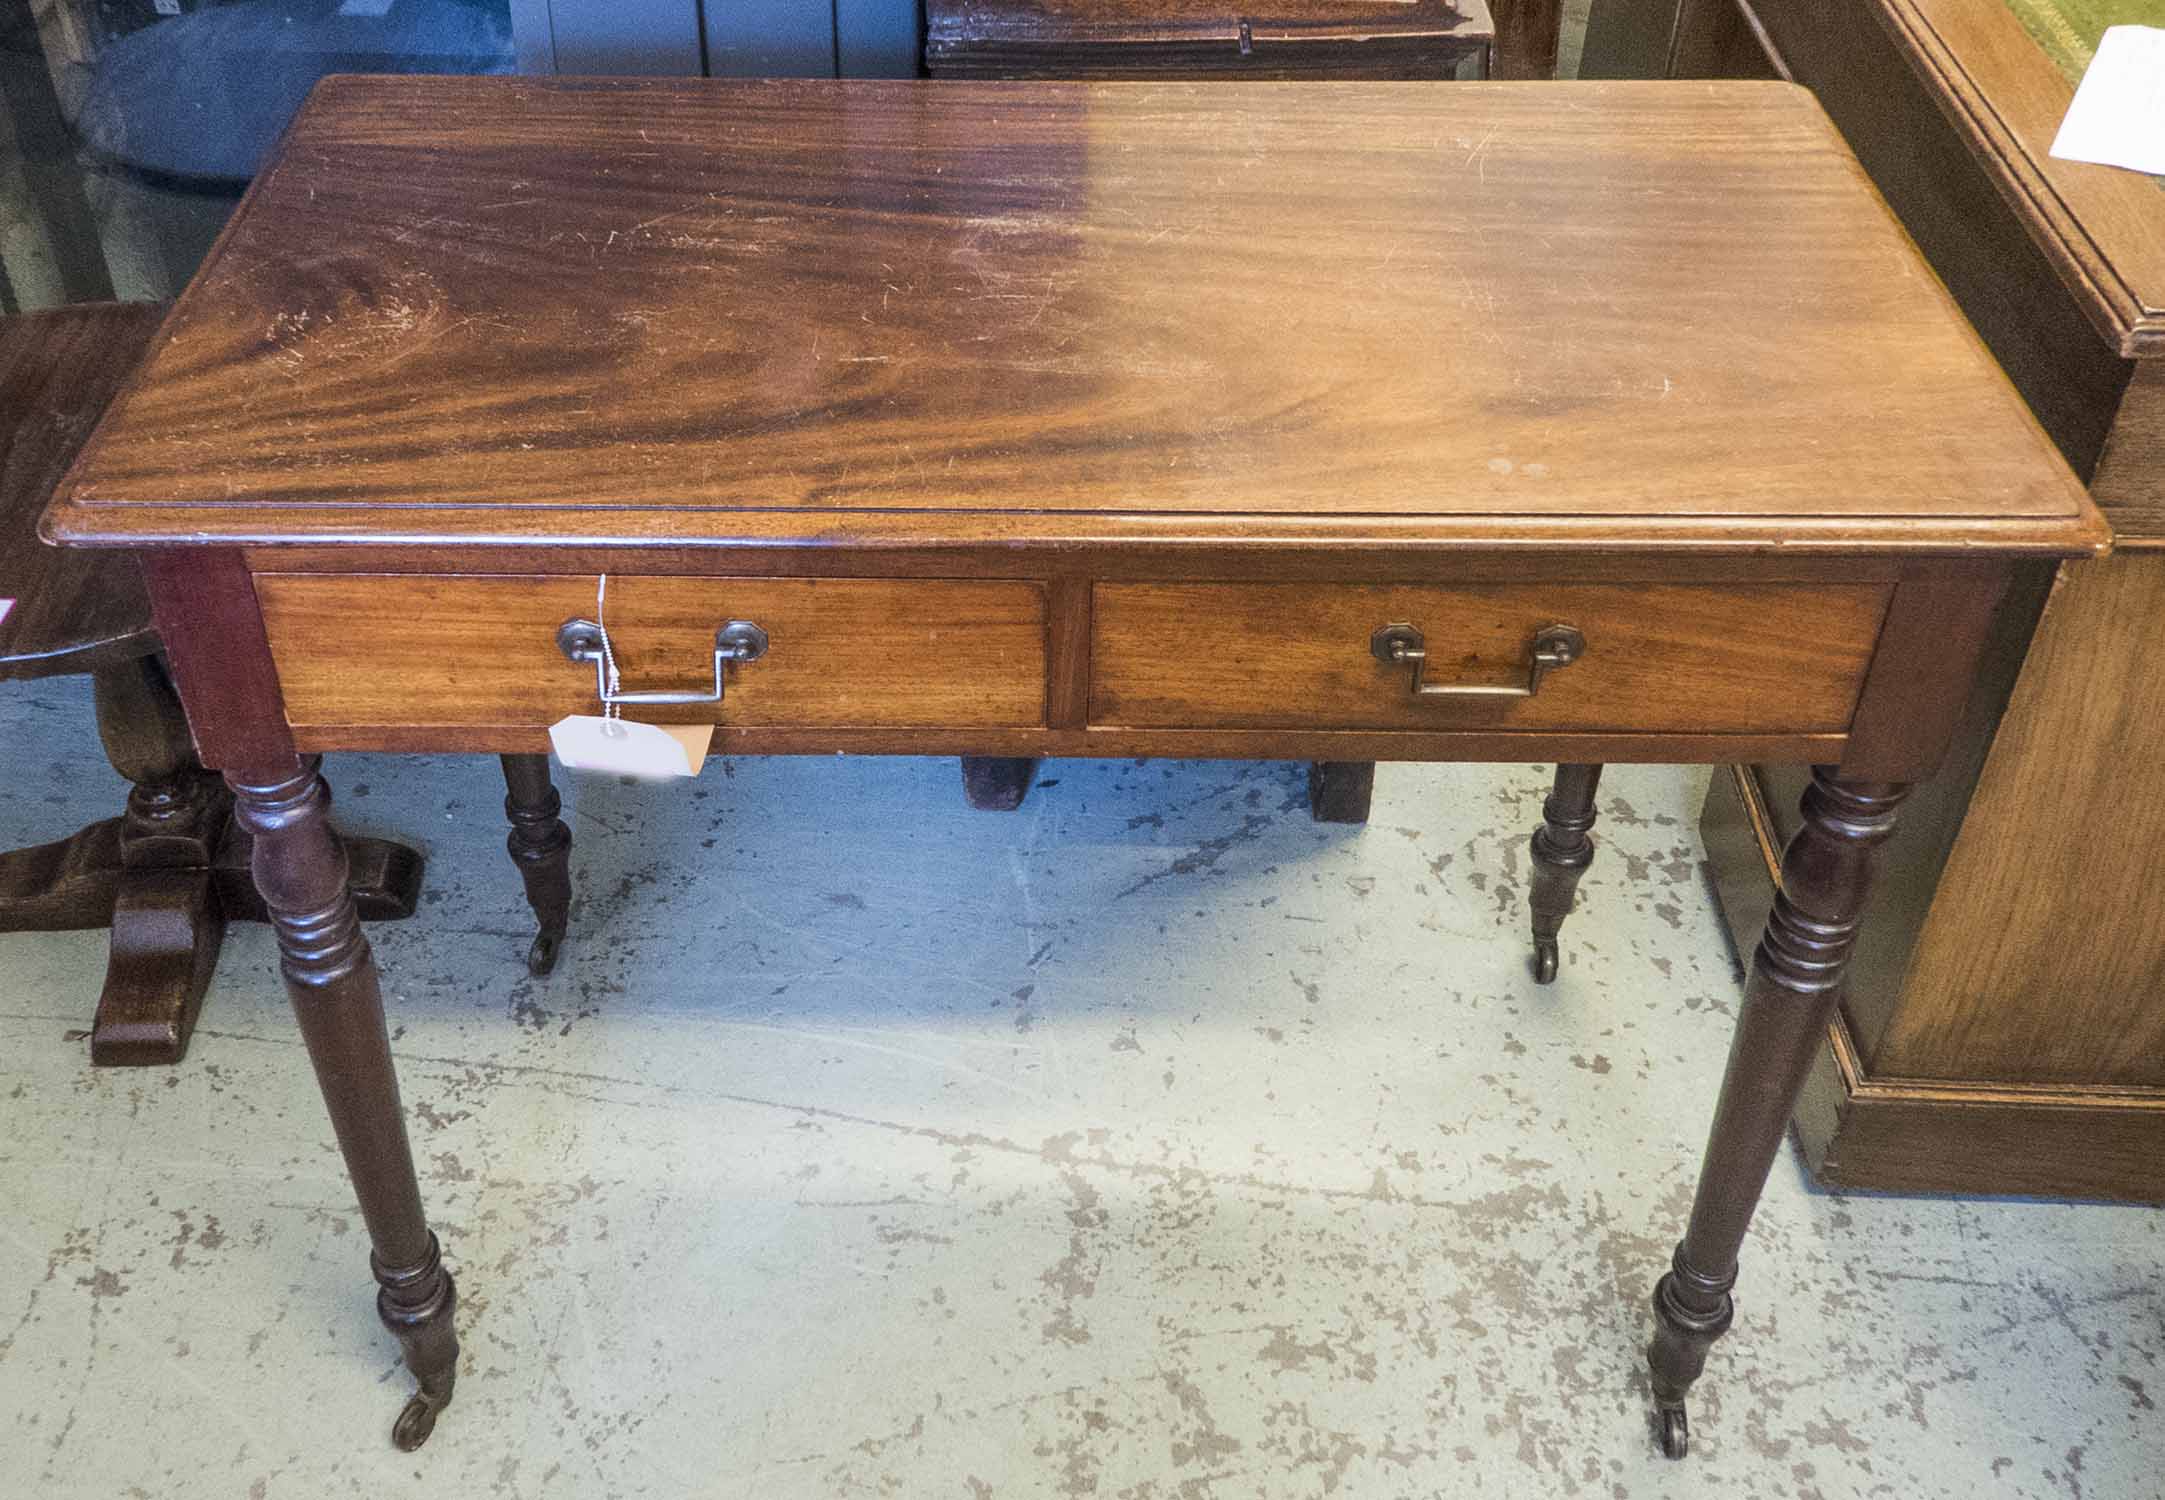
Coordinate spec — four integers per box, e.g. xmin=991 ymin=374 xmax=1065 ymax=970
xmin=41 ymin=76 xmax=2104 ymax=1456
xmin=1584 ymin=0 xmax=2165 ymax=1201
xmin=0 ymin=302 xmax=430 ymax=1064
xmin=924 ymin=0 xmax=1497 ymax=77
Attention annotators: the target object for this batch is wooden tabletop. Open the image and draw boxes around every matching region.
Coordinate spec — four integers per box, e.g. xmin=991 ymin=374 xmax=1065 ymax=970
xmin=2 ymin=303 xmax=164 ymax=681
xmin=43 ymin=76 xmax=2104 ymax=556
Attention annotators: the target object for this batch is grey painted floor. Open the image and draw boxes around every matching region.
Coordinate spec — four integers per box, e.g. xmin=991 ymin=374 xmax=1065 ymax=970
xmin=1 ymin=676 xmax=2159 ymax=1500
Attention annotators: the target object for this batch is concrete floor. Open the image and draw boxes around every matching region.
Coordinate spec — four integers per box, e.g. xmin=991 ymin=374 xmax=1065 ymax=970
xmin=1 ymin=676 xmax=2160 ymax=1500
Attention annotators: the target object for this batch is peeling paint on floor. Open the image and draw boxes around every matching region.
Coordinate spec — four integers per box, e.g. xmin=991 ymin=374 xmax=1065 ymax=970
xmin=1 ymin=677 xmax=2158 ymax=1499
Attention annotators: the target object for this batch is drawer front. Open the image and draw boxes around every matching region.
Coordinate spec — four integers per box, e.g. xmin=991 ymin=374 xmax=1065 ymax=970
xmin=1090 ymin=581 xmax=1892 ymax=733
xmin=256 ymin=574 xmax=1047 ymax=730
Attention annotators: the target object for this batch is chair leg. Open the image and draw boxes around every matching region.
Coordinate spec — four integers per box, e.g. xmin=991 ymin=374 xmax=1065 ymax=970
xmin=1528 ymin=763 xmax=1603 ymax=984
xmin=500 ymin=753 xmax=572 ymax=976
xmin=960 ymin=756 xmax=1038 ymax=811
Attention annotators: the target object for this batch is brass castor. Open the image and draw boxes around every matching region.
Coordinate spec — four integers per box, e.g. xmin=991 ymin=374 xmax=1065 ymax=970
xmin=392 ymin=1371 xmax=456 ymax=1452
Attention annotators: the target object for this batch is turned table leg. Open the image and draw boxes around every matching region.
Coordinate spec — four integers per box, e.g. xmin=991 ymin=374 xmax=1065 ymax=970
xmin=500 ymin=753 xmax=572 ymax=976
xmin=1646 ymin=767 xmax=1907 ymax=1458
xmin=230 ymin=757 xmax=458 ymax=1450
xmin=1528 ymin=763 xmax=1602 ymax=984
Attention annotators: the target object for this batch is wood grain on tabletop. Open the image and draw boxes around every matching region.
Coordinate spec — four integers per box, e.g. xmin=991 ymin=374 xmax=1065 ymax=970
xmin=0 ymin=303 xmax=164 ymax=680
xmin=40 ymin=77 xmax=2099 ymax=555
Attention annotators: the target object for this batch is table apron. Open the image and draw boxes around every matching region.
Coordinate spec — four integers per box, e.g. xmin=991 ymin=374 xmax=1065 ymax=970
xmin=139 ymin=552 xmax=2009 ymax=784
xmin=285 ymin=722 xmax=1853 ymax=764
xmin=248 ymin=569 xmax=1895 ymax=751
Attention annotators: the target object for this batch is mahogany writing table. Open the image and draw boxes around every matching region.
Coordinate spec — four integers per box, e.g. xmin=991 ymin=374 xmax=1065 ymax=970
xmin=42 ymin=76 xmax=2106 ymax=1457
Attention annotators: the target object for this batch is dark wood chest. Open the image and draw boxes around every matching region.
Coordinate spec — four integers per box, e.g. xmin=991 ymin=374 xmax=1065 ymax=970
xmin=924 ymin=0 xmax=1497 ymax=78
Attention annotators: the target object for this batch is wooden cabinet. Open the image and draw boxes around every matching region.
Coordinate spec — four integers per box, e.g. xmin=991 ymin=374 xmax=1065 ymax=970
xmin=1589 ymin=0 xmax=2165 ymax=1201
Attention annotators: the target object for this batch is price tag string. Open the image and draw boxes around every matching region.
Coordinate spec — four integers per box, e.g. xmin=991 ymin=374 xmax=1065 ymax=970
xmin=596 ymin=574 xmax=624 ymax=728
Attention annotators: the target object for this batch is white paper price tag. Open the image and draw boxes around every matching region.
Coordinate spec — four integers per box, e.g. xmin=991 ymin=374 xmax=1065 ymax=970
xmin=2049 ymin=26 xmax=2165 ymax=177
xmin=548 ymin=716 xmax=713 ymax=779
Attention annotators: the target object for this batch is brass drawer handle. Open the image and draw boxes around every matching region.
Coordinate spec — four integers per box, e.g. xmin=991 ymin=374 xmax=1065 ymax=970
xmin=1370 ymin=621 xmax=1585 ymax=700
xmin=556 ymin=616 xmax=769 ymax=706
